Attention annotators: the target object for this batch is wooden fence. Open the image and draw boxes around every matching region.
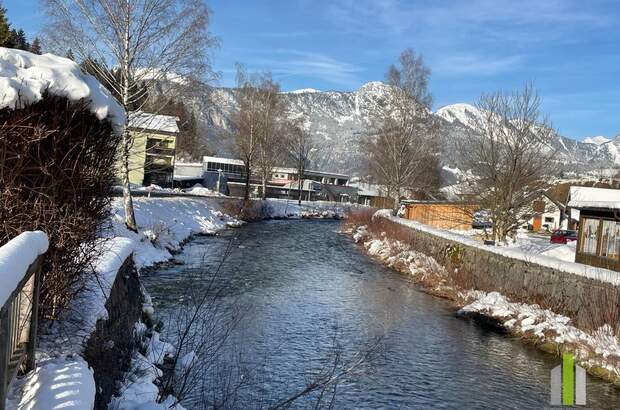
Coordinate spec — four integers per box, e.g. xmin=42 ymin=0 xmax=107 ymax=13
xmin=0 ymin=255 xmax=43 ymax=409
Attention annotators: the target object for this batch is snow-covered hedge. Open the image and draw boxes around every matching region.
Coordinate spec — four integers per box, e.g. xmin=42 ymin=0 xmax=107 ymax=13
xmin=0 ymin=49 xmax=125 ymax=318
xmin=0 ymin=47 xmax=124 ymax=131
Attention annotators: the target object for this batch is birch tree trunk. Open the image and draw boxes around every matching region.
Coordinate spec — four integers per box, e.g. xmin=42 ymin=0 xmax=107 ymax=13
xmin=121 ymin=1 xmax=137 ymax=231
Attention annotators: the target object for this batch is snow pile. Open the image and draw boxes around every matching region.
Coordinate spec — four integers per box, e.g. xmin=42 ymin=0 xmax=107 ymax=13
xmin=145 ymin=332 xmax=175 ymax=365
xmin=0 ymin=48 xmax=125 ymax=130
xmin=375 ymin=210 xmax=620 ymax=286
xmin=460 ymin=291 xmax=620 ymax=377
xmin=0 ymin=230 xmax=48 ymax=307
xmin=184 ymin=184 xmax=224 ymax=197
xmin=6 ymin=356 xmax=96 ymax=410
xmin=110 ymin=350 xmax=185 ymax=410
xmin=355 ymin=226 xmax=448 ymax=285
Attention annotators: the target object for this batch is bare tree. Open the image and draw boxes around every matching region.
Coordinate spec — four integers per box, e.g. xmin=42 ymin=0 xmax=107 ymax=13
xmin=43 ymin=0 xmax=217 ymax=231
xmin=233 ymin=65 xmax=263 ymax=201
xmin=455 ymin=83 xmax=558 ymax=242
xmin=233 ymin=67 xmax=288 ymax=201
xmin=286 ymin=120 xmax=316 ymax=206
xmin=362 ymin=48 xmax=440 ymax=213
xmin=255 ymin=75 xmax=287 ymax=200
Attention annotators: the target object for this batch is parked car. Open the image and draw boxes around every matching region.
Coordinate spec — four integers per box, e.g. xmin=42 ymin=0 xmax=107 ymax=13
xmin=472 ymin=210 xmax=493 ymax=229
xmin=550 ymin=229 xmax=578 ymax=244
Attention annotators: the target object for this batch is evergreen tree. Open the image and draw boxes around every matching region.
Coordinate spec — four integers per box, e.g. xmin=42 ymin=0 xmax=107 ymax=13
xmin=0 ymin=6 xmax=9 ymax=46
xmin=15 ymin=28 xmax=28 ymax=50
xmin=4 ymin=28 xmax=17 ymax=48
xmin=65 ymin=49 xmax=75 ymax=60
xmin=29 ymin=37 xmax=41 ymax=54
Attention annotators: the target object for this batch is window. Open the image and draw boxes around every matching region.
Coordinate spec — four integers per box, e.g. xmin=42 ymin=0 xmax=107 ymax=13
xmin=544 ymin=217 xmax=554 ymax=223
xmin=600 ymin=220 xmax=620 ymax=259
xmin=580 ymin=218 xmax=600 ymax=255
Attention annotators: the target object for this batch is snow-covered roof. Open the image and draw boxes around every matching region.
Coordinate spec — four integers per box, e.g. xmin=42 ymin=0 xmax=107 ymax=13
xmin=347 ymin=181 xmax=386 ymax=197
xmin=0 ymin=47 xmax=125 ymax=131
xmin=203 ymin=155 xmax=244 ymax=166
xmin=568 ymin=186 xmax=620 ymax=210
xmin=128 ymin=111 xmax=179 ymax=133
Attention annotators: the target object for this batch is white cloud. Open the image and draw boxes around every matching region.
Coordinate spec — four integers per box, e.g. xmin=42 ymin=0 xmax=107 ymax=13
xmin=433 ymin=54 xmax=527 ymax=76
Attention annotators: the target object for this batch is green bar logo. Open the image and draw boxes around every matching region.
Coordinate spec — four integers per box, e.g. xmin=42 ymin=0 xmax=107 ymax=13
xmin=551 ymin=353 xmax=586 ymax=406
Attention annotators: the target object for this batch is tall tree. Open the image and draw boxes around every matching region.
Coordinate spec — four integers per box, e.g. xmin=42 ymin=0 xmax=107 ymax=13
xmin=43 ymin=0 xmax=217 ymax=231
xmin=0 ymin=6 xmax=9 ymax=45
xmin=455 ymin=83 xmax=558 ymax=242
xmin=361 ymin=48 xmax=440 ymax=212
xmin=232 ymin=64 xmax=262 ymax=200
xmin=14 ymin=28 xmax=28 ymax=49
xmin=254 ymin=74 xmax=286 ymax=200
xmin=29 ymin=37 xmax=42 ymax=54
xmin=286 ymin=120 xmax=315 ymax=206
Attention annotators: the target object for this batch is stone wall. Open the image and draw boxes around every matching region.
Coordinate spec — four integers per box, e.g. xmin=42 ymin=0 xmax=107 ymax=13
xmin=84 ymin=256 xmax=144 ymax=409
xmin=377 ymin=216 xmax=620 ymax=329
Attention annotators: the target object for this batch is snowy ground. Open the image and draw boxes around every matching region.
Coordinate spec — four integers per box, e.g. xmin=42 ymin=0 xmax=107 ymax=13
xmin=7 ymin=196 xmax=349 ymax=410
xmin=506 ymin=232 xmax=577 ymax=263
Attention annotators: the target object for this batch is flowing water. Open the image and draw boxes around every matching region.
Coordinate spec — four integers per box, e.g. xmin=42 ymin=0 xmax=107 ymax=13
xmin=142 ymin=220 xmax=620 ymax=409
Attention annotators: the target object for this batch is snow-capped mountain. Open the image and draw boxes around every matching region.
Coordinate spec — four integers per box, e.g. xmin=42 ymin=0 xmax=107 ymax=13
xmin=583 ymin=136 xmax=611 ymax=145
xmin=198 ymin=82 xmax=619 ymax=179
xmin=201 ymin=81 xmax=395 ymax=173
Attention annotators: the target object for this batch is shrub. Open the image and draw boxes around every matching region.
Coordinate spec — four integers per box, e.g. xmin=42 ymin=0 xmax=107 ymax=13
xmin=0 ymin=93 xmax=122 ymax=318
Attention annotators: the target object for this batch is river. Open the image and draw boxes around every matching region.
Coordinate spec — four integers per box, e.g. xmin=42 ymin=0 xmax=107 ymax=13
xmin=142 ymin=219 xmax=620 ymax=409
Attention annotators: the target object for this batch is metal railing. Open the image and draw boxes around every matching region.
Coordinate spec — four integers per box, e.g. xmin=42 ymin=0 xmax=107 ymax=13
xmin=0 ymin=255 xmax=43 ymax=410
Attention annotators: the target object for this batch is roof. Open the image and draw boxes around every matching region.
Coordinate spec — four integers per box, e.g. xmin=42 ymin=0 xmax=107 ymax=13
xmin=568 ymin=186 xmax=620 ymax=210
xmin=203 ymin=156 xmax=350 ymax=179
xmin=348 ymin=182 xmax=386 ymax=197
xmin=401 ymin=200 xmax=476 ymax=205
xmin=204 ymin=156 xmax=245 ymax=167
xmin=128 ymin=111 xmax=179 ymax=133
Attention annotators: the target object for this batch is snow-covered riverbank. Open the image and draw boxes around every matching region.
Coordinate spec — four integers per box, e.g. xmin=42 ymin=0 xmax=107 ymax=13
xmin=351 ymin=222 xmax=620 ymax=387
xmin=7 ymin=196 xmax=349 ymax=410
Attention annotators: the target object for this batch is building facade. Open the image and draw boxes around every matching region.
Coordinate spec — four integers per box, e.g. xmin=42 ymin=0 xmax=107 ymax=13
xmin=569 ymin=186 xmax=620 ymax=271
xmin=522 ymin=195 xmax=563 ymax=231
xmin=125 ymin=112 xmax=179 ymax=188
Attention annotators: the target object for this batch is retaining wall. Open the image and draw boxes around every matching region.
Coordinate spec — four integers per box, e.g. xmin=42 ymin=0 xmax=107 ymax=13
xmin=84 ymin=256 xmax=144 ymax=409
xmin=376 ymin=215 xmax=620 ymax=329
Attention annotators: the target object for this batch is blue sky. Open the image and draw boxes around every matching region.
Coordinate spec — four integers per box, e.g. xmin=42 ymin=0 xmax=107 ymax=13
xmin=5 ymin=0 xmax=619 ymax=139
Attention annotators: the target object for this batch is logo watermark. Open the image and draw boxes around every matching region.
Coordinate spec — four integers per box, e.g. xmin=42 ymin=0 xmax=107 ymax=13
xmin=551 ymin=353 xmax=586 ymax=406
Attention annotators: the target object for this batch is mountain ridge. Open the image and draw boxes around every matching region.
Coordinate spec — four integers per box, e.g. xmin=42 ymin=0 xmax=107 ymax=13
xmin=198 ymin=82 xmax=619 ymax=179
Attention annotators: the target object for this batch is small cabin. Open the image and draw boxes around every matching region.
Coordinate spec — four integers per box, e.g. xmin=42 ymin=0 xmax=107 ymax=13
xmin=568 ymin=186 xmax=620 ymax=271
xmin=402 ymin=200 xmax=477 ymax=231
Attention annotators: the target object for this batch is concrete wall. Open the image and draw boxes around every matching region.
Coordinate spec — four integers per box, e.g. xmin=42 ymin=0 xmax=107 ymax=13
xmin=377 ymin=216 xmax=620 ymax=329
